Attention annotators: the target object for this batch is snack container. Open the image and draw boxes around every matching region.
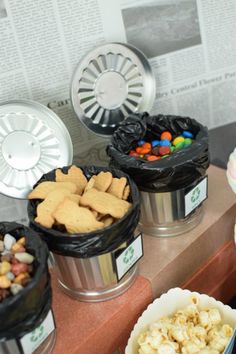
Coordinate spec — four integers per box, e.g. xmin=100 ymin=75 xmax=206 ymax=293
xmin=107 ymin=113 xmax=210 ymax=237
xmin=28 ymin=166 xmax=142 ymax=302
xmin=125 ymin=288 xmax=236 ymax=354
xmin=0 ymin=222 xmax=56 ymax=354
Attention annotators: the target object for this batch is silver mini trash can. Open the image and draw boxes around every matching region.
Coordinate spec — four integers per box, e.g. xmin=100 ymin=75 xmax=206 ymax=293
xmin=28 ymin=166 xmax=142 ymax=302
xmin=107 ymin=114 xmax=210 ymax=237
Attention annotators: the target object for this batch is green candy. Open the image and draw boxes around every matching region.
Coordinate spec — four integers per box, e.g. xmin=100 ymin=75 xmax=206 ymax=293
xmin=184 ymin=138 xmax=192 ymax=146
xmin=175 ymin=141 xmax=185 ymax=150
xmin=170 ymin=146 xmax=175 ymax=153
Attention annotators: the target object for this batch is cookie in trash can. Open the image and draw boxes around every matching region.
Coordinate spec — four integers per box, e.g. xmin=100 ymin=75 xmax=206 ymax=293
xmin=107 ymin=177 xmax=127 ymax=199
xmin=28 ymin=181 xmax=77 ymax=199
xmin=35 ymin=188 xmax=78 ymax=228
xmin=53 ymin=198 xmax=104 ymax=233
xmin=55 ymin=165 xmax=87 ymax=195
xmin=80 ymin=188 xmax=131 ymax=219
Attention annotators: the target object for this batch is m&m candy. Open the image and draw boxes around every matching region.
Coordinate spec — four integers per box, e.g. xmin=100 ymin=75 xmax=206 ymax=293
xmin=127 ymin=129 xmax=195 ymax=162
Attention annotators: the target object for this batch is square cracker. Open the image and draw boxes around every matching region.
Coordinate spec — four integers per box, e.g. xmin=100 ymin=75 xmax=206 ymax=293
xmin=55 ymin=165 xmax=87 ymax=195
xmin=53 ymin=198 xmax=104 ymax=234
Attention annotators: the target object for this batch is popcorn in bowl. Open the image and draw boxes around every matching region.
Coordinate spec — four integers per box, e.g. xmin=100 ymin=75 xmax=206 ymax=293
xmin=125 ymin=288 xmax=236 ymax=354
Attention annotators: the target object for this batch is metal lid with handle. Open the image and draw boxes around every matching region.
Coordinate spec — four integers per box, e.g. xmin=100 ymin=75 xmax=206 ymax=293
xmin=0 ymin=100 xmax=73 ymax=199
xmin=70 ymin=42 xmax=156 ymax=137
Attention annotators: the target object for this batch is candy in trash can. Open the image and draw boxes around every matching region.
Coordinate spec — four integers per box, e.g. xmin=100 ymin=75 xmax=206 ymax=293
xmin=160 ymin=131 xmax=172 ymax=141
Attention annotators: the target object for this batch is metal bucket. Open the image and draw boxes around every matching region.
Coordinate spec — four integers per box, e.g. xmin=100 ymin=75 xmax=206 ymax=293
xmin=139 ymin=177 xmax=207 ymax=237
xmin=0 ymin=310 xmax=56 ymax=354
xmin=52 ymin=239 xmax=139 ymax=302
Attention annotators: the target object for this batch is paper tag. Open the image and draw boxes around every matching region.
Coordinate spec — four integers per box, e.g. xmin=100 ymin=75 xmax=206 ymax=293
xmin=20 ymin=310 xmax=55 ymax=354
xmin=223 ymin=328 xmax=236 ymax=354
xmin=185 ymin=176 xmax=208 ymax=217
xmin=115 ymin=234 xmax=143 ymax=281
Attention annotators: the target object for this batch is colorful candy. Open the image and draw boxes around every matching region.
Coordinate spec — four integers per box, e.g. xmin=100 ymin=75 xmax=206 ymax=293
xmin=128 ymin=129 xmax=195 ymax=162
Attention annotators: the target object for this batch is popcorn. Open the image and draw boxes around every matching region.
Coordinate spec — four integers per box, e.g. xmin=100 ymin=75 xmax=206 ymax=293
xmin=137 ymin=297 xmax=233 ymax=354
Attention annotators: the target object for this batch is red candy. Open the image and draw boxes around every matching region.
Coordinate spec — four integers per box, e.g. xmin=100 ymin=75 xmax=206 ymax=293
xmin=11 ymin=262 xmax=28 ymax=276
xmin=161 ymin=131 xmax=172 ymax=141
xmin=159 ymin=146 xmax=171 ymax=156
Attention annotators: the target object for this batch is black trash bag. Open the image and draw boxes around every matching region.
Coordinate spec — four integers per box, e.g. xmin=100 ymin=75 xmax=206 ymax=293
xmin=0 ymin=222 xmax=51 ymax=341
xmin=28 ymin=166 xmax=140 ymax=259
xmin=107 ymin=113 xmax=210 ymax=192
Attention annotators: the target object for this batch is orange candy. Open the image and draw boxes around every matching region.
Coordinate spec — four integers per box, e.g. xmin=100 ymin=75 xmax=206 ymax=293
xmin=161 ymin=131 xmax=172 ymax=141
xmin=147 ymin=155 xmax=161 ymax=161
xmin=142 ymin=142 xmax=151 ymax=150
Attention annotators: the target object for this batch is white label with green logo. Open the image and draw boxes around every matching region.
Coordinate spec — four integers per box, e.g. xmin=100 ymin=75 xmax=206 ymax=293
xmin=185 ymin=177 xmax=208 ymax=217
xmin=115 ymin=234 xmax=143 ymax=281
xmin=20 ymin=310 xmax=55 ymax=354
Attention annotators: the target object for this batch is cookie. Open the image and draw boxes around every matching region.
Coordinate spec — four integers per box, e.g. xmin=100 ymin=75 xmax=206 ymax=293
xmin=55 ymin=165 xmax=87 ymax=195
xmin=93 ymin=172 xmax=113 ymax=192
xmin=68 ymin=194 xmax=81 ymax=204
xmin=84 ymin=176 xmax=95 ymax=192
xmin=122 ymin=185 xmax=130 ymax=200
xmin=35 ymin=189 xmax=72 ymax=228
xmin=100 ymin=215 xmax=114 ymax=227
xmin=107 ymin=177 xmax=127 ymax=199
xmin=53 ymin=198 xmax=104 ymax=234
xmin=80 ymin=188 xmax=131 ymax=219
xmin=28 ymin=181 xmax=77 ymax=199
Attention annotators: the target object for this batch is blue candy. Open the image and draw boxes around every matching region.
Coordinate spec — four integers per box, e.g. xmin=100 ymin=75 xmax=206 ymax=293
xmin=151 ymin=140 xmax=160 ymax=147
xmin=137 ymin=140 xmax=145 ymax=146
xmin=182 ymin=131 xmax=193 ymax=138
xmin=159 ymin=139 xmax=171 ymax=147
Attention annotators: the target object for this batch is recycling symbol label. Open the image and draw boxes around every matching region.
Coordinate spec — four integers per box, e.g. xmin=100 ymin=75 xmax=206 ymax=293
xmin=115 ymin=234 xmax=143 ymax=281
xmin=185 ymin=177 xmax=208 ymax=217
xmin=30 ymin=325 xmax=44 ymax=343
xmin=123 ymin=246 xmax=134 ymax=264
xmin=191 ymin=186 xmax=200 ymax=203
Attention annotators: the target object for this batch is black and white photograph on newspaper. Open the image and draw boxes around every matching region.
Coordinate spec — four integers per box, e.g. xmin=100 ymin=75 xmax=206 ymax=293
xmin=0 ymin=0 xmax=7 ymax=19
xmin=122 ymin=0 xmax=202 ymax=58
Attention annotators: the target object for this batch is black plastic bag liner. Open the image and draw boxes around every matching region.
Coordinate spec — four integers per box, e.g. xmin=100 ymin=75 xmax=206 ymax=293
xmin=0 ymin=222 xmax=51 ymax=341
xmin=107 ymin=113 xmax=210 ymax=192
xmin=28 ymin=166 xmax=140 ymax=259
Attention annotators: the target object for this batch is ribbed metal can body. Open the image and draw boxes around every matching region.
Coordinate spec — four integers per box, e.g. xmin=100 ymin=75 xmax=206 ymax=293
xmin=139 ymin=189 xmax=203 ymax=237
xmin=53 ymin=241 xmax=138 ymax=302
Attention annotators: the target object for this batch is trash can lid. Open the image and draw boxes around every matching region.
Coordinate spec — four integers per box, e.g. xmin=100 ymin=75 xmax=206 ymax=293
xmin=70 ymin=42 xmax=156 ymax=137
xmin=0 ymin=100 xmax=73 ymax=199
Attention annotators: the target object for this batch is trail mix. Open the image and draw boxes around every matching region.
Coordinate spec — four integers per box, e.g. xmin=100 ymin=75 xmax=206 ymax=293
xmin=0 ymin=233 xmax=35 ymax=302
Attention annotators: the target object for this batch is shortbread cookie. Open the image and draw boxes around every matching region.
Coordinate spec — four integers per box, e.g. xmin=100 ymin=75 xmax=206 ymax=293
xmin=122 ymin=185 xmax=130 ymax=200
xmin=55 ymin=165 xmax=87 ymax=195
xmin=107 ymin=177 xmax=127 ymax=199
xmin=100 ymin=215 xmax=114 ymax=227
xmin=84 ymin=176 xmax=95 ymax=192
xmin=93 ymin=171 xmax=112 ymax=192
xmin=53 ymin=198 xmax=104 ymax=234
xmin=28 ymin=181 xmax=77 ymax=199
xmin=68 ymin=194 xmax=81 ymax=204
xmin=80 ymin=188 xmax=131 ymax=219
xmin=35 ymin=189 xmax=72 ymax=228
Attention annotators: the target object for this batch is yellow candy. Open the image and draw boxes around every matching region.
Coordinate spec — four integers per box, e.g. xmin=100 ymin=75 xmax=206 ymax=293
xmin=17 ymin=237 xmax=26 ymax=246
xmin=0 ymin=275 xmax=11 ymax=288
xmin=14 ymin=272 xmax=29 ymax=285
xmin=0 ymin=261 xmax=11 ymax=275
xmin=173 ymin=136 xmax=185 ymax=146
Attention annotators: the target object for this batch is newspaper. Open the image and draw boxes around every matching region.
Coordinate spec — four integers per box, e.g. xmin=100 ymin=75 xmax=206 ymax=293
xmin=0 ymin=0 xmax=235 ymax=222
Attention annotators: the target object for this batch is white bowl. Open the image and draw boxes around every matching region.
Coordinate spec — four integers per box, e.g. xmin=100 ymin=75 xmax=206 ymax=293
xmin=125 ymin=288 xmax=236 ymax=354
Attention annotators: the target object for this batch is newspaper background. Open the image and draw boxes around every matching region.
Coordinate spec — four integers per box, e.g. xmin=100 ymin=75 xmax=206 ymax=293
xmin=0 ymin=0 xmax=235 ymax=223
